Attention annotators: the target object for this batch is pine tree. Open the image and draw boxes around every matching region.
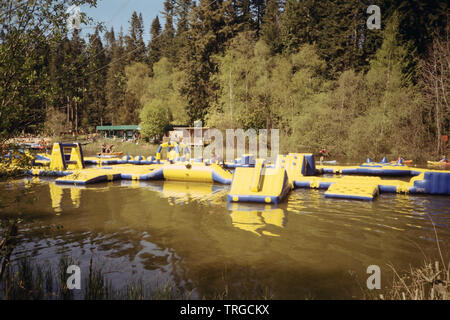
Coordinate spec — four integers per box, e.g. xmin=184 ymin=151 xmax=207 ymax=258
xmin=260 ymin=0 xmax=281 ymax=54
xmin=85 ymin=29 xmax=107 ymax=128
xmin=161 ymin=0 xmax=177 ymax=61
xmin=361 ymin=12 xmax=416 ymax=156
xmin=315 ymin=0 xmax=385 ymax=77
xmin=179 ymin=0 xmax=240 ymax=123
xmin=385 ymin=0 xmax=448 ymax=82
xmin=280 ymin=0 xmax=319 ymax=53
xmin=148 ymin=16 xmax=162 ymax=71
xmin=106 ymin=28 xmax=126 ymax=125
xmin=251 ymin=0 xmax=266 ymax=34
xmin=104 ymin=27 xmax=116 ymax=63
xmin=174 ymin=0 xmax=193 ymax=34
xmin=66 ymin=29 xmax=88 ymax=133
xmin=125 ymin=11 xmax=146 ymax=63
xmin=237 ymin=0 xmax=254 ymax=31
xmin=174 ymin=0 xmax=193 ymax=61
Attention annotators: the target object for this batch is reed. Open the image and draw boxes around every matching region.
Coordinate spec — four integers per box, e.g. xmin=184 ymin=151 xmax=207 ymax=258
xmin=367 ymin=217 xmax=449 ymax=300
xmin=0 ymin=255 xmax=276 ymax=300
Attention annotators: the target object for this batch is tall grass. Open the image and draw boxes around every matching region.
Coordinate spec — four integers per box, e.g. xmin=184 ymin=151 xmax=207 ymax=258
xmin=380 ymin=260 xmax=449 ymax=300
xmin=379 ymin=218 xmax=449 ymax=300
xmin=0 ymin=255 xmax=195 ymax=300
xmin=361 ymin=217 xmax=449 ymax=300
xmin=0 ymin=255 xmax=276 ymax=300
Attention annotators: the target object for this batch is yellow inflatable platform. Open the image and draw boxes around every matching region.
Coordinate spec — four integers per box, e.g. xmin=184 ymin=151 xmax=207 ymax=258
xmin=228 ymin=158 xmax=294 ymax=204
xmin=33 ymin=163 xmax=233 ymax=186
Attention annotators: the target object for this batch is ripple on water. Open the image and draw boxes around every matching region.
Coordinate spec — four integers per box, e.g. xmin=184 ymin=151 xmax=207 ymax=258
xmin=0 ymin=178 xmax=449 ymax=299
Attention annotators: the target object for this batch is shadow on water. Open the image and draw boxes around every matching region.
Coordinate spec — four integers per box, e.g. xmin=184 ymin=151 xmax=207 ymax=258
xmin=0 ymin=177 xmax=449 ymax=299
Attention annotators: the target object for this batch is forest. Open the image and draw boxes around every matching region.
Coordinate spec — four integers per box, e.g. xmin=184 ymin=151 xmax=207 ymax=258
xmin=0 ymin=0 xmax=448 ymax=160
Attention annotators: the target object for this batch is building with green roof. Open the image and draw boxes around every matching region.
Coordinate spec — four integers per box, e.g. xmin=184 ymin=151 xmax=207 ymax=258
xmin=96 ymin=125 xmax=140 ymax=139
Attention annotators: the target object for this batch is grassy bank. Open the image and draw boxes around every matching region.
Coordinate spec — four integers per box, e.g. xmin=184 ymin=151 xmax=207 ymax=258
xmin=82 ymin=138 xmax=159 ymax=157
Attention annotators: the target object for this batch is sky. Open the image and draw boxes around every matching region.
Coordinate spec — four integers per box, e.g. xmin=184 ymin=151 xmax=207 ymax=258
xmin=79 ymin=0 xmax=166 ymax=43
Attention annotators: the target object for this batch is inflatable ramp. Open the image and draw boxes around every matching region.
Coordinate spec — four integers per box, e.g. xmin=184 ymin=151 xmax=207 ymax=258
xmin=228 ymin=159 xmax=292 ymax=204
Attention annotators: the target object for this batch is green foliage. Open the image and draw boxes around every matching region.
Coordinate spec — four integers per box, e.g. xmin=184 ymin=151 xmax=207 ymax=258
xmin=140 ymin=99 xmax=170 ymax=140
xmin=44 ymin=107 xmax=67 ymax=136
xmin=210 ymin=33 xmax=327 ymax=133
xmin=0 ymin=0 xmax=97 ymax=141
xmin=126 ymin=59 xmax=189 ymax=126
xmin=0 ymin=1 xmax=447 ymax=161
xmin=179 ymin=0 xmax=241 ymax=123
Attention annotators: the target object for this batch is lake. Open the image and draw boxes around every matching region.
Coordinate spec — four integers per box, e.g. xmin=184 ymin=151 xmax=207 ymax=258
xmin=0 ymin=176 xmax=449 ymax=299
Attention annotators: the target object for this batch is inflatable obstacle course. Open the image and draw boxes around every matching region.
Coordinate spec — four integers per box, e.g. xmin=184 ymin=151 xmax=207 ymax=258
xmin=28 ymin=143 xmax=450 ymax=202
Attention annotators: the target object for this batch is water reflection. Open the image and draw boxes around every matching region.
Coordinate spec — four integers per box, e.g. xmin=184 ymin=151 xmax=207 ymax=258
xmin=1 ymin=177 xmax=449 ymax=299
xmin=227 ymin=203 xmax=285 ymax=237
xmin=120 ymin=180 xmax=228 ymax=206
xmin=48 ymin=183 xmax=84 ymax=214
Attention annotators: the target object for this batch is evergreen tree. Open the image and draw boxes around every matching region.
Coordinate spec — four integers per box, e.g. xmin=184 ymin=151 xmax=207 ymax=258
xmin=64 ymin=29 xmax=88 ymax=133
xmin=237 ymin=0 xmax=254 ymax=31
xmin=385 ymin=0 xmax=448 ymax=82
xmin=161 ymin=0 xmax=177 ymax=61
xmin=179 ymin=0 xmax=240 ymax=123
xmin=85 ymin=29 xmax=108 ymax=128
xmin=125 ymin=11 xmax=146 ymax=63
xmin=148 ymin=16 xmax=162 ymax=71
xmin=104 ymin=27 xmax=116 ymax=63
xmin=251 ymin=0 xmax=266 ymax=34
xmin=280 ymin=0 xmax=319 ymax=53
xmin=355 ymin=13 xmax=418 ymax=156
xmin=174 ymin=0 xmax=193 ymax=61
xmin=315 ymin=0 xmax=384 ymax=77
xmin=175 ymin=0 xmax=193 ymax=34
xmin=260 ymin=0 xmax=281 ymax=54
xmin=106 ymin=28 xmax=126 ymax=125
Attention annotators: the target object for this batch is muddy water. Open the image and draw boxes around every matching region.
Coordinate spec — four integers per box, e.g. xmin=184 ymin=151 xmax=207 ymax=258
xmin=0 ymin=177 xmax=449 ymax=299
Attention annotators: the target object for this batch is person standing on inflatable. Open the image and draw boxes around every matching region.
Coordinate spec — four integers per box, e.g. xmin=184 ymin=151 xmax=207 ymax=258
xmin=319 ymin=148 xmax=328 ymax=163
xmin=168 ymin=146 xmax=177 ymax=163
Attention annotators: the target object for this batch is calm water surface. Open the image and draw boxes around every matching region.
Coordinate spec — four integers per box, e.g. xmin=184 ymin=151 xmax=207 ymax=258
xmin=0 ymin=176 xmax=449 ymax=299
